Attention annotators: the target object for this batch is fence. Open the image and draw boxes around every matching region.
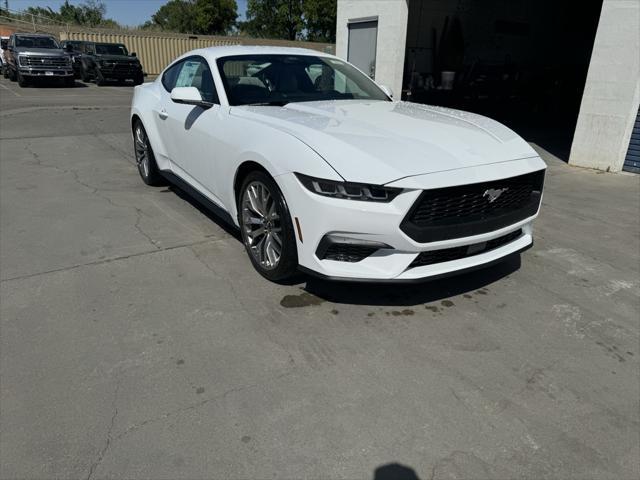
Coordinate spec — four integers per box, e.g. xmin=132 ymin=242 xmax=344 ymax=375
xmin=0 ymin=12 xmax=335 ymax=76
xmin=59 ymin=31 xmax=334 ymax=75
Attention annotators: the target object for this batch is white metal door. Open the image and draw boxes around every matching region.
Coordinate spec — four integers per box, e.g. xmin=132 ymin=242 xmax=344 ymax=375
xmin=347 ymin=20 xmax=378 ymax=79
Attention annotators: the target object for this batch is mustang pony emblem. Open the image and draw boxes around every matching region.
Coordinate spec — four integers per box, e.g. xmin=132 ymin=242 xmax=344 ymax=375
xmin=483 ymin=187 xmax=508 ymax=203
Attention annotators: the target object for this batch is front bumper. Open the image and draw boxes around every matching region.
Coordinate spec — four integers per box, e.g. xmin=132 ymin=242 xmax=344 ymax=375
xmin=276 ymin=156 xmax=546 ymax=282
xmin=98 ymin=66 xmax=142 ymax=80
xmin=19 ymin=67 xmax=73 ymax=77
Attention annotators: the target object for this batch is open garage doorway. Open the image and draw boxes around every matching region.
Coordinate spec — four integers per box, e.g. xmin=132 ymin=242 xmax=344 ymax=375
xmin=402 ymin=0 xmax=603 ymax=161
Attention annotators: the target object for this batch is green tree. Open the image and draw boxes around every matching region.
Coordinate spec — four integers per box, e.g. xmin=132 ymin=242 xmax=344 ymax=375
xmin=303 ymin=0 xmax=336 ymax=42
xmin=25 ymin=0 xmax=117 ymax=27
xmin=150 ymin=0 xmax=237 ymax=35
xmin=241 ymin=0 xmax=336 ymax=42
xmin=243 ymin=0 xmax=303 ymax=41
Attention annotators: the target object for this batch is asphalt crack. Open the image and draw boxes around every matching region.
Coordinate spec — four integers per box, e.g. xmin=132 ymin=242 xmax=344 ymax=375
xmin=113 ymin=370 xmax=294 ymax=443
xmin=86 ymin=375 xmax=121 ymax=480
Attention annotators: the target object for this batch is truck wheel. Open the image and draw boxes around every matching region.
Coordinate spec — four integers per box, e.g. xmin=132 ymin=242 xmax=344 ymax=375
xmin=9 ymin=67 xmax=17 ymax=82
xmin=95 ymin=70 xmax=106 ymax=86
xmin=17 ymin=72 xmax=29 ymax=87
xmin=133 ymin=73 xmax=144 ymax=86
xmin=81 ymin=67 xmax=91 ymax=83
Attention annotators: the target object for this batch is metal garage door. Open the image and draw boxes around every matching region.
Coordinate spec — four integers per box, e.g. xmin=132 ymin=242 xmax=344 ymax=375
xmin=623 ymin=107 xmax=640 ymax=174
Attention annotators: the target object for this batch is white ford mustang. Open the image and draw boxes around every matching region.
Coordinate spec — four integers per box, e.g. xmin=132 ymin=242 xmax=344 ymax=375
xmin=130 ymin=46 xmax=546 ymax=282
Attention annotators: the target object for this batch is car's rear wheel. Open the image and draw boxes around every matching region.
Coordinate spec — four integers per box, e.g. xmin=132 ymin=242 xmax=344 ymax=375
xmin=239 ymin=171 xmax=298 ymax=282
xmin=133 ymin=121 xmax=163 ymax=186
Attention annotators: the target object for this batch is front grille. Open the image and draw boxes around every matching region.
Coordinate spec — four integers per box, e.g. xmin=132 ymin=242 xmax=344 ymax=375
xmin=322 ymin=243 xmax=378 ymax=262
xmin=408 ymin=229 xmax=523 ymax=269
xmin=22 ymin=56 xmax=69 ymax=68
xmin=101 ymin=63 xmax=139 ymax=75
xmin=401 ymin=170 xmax=544 ymax=242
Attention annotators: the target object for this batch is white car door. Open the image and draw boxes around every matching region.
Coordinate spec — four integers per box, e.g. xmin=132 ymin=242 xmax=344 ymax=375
xmin=158 ymin=56 xmax=226 ymax=206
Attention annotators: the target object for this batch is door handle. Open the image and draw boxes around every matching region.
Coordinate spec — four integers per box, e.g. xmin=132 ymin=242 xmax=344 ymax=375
xmin=158 ymin=109 xmax=168 ymax=120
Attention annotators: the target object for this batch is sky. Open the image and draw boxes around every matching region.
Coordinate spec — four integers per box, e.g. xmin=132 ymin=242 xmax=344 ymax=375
xmin=8 ymin=0 xmax=249 ymax=26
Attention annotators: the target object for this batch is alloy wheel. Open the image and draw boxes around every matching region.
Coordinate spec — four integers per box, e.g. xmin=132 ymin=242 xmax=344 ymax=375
xmin=241 ymin=181 xmax=283 ymax=270
xmin=134 ymin=126 xmax=150 ymax=179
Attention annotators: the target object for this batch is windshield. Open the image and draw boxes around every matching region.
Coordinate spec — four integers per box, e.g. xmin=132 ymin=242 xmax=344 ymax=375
xmin=16 ymin=36 xmax=59 ymax=49
xmin=95 ymin=43 xmax=128 ymax=56
xmin=216 ymin=54 xmax=390 ymax=106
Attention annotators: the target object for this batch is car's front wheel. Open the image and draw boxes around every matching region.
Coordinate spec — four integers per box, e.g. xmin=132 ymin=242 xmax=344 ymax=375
xmin=239 ymin=171 xmax=298 ymax=282
xmin=17 ymin=72 xmax=28 ymax=87
xmin=95 ymin=70 xmax=106 ymax=86
xmin=81 ymin=66 xmax=91 ymax=82
xmin=133 ymin=120 xmax=163 ymax=186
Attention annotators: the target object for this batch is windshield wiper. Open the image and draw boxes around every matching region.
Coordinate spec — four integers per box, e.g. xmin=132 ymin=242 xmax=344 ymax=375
xmin=245 ymin=100 xmax=289 ymax=107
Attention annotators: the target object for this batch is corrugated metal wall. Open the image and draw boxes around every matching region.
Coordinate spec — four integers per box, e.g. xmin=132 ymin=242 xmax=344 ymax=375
xmin=59 ymin=30 xmax=335 ymax=75
xmin=623 ymin=107 xmax=640 ymax=174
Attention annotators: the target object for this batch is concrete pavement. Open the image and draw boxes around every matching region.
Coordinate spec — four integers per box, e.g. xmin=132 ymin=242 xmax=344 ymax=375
xmin=1 ymin=78 xmax=639 ymax=480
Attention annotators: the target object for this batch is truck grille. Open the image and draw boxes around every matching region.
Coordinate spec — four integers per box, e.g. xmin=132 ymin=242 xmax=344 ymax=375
xmin=408 ymin=229 xmax=523 ymax=269
xmin=101 ymin=63 xmax=139 ymax=75
xmin=22 ymin=56 xmax=69 ymax=68
xmin=400 ymin=170 xmax=544 ymax=242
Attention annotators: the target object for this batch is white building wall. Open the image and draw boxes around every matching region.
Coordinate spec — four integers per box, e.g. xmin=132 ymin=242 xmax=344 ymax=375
xmin=569 ymin=0 xmax=640 ymax=172
xmin=336 ymin=0 xmax=408 ymax=97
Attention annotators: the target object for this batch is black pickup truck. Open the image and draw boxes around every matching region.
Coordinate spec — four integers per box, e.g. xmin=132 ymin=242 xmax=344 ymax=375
xmin=79 ymin=42 xmax=144 ymax=85
xmin=60 ymin=40 xmax=92 ymax=78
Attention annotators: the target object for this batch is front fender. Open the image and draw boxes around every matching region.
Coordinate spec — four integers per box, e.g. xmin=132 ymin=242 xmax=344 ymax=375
xmin=220 ymin=114 xmax=343 ymax=226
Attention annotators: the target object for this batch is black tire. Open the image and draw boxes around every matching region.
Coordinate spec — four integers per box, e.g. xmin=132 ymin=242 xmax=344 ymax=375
xmin=133 ymin=120 xmax=163 ymax=186
xmin=81 ymin=66 xmax=91 ymax=82
xmin=17 ymin=72 xmax=29 ymax=87
xmin=9 ymin=67 xmax=17 ymax=82
xmin=238 ymin=171 xmax=298 ymax=282
xmin=133 ymin=73 xmax=144 ymax=86
xmin=95 ymin=69 xmax=106 ymax=86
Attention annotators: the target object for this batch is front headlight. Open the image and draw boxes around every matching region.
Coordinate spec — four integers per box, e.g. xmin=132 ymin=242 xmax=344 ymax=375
xmin=295 ymin=173 xmax=402 ymax=202
xmin=17 ymin=55 xmax=26 ymax=66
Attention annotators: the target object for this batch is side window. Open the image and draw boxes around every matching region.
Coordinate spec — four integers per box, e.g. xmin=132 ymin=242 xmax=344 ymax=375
xmin=161 ymin=60 xmax=182 ymax=92
xmin=162 ymin=57 xmax=218 ymax=104
xmin=174 ymin=58 xmax=219 ymax=104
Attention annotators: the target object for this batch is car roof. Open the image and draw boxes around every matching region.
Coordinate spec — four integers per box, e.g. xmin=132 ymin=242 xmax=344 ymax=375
xmin=190 ymin=45 xmax=333 ymax=60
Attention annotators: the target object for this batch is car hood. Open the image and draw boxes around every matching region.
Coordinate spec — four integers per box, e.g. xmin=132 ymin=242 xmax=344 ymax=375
xmin=231 ymin=100 xmax=539 ymax=185
xmin=15 ymin=47 xmax=66 ymax=56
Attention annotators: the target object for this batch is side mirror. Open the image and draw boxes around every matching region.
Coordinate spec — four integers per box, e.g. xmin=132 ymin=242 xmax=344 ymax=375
xmin=379 ymin=84 xmax=393 ymax=99
xmin=131 ymin=52 xmax=137 ymax=57
xmin=170 ymin=87 xmax=213 ymax=109
xmin=65 ymin=44 xmax=74 ymax=52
